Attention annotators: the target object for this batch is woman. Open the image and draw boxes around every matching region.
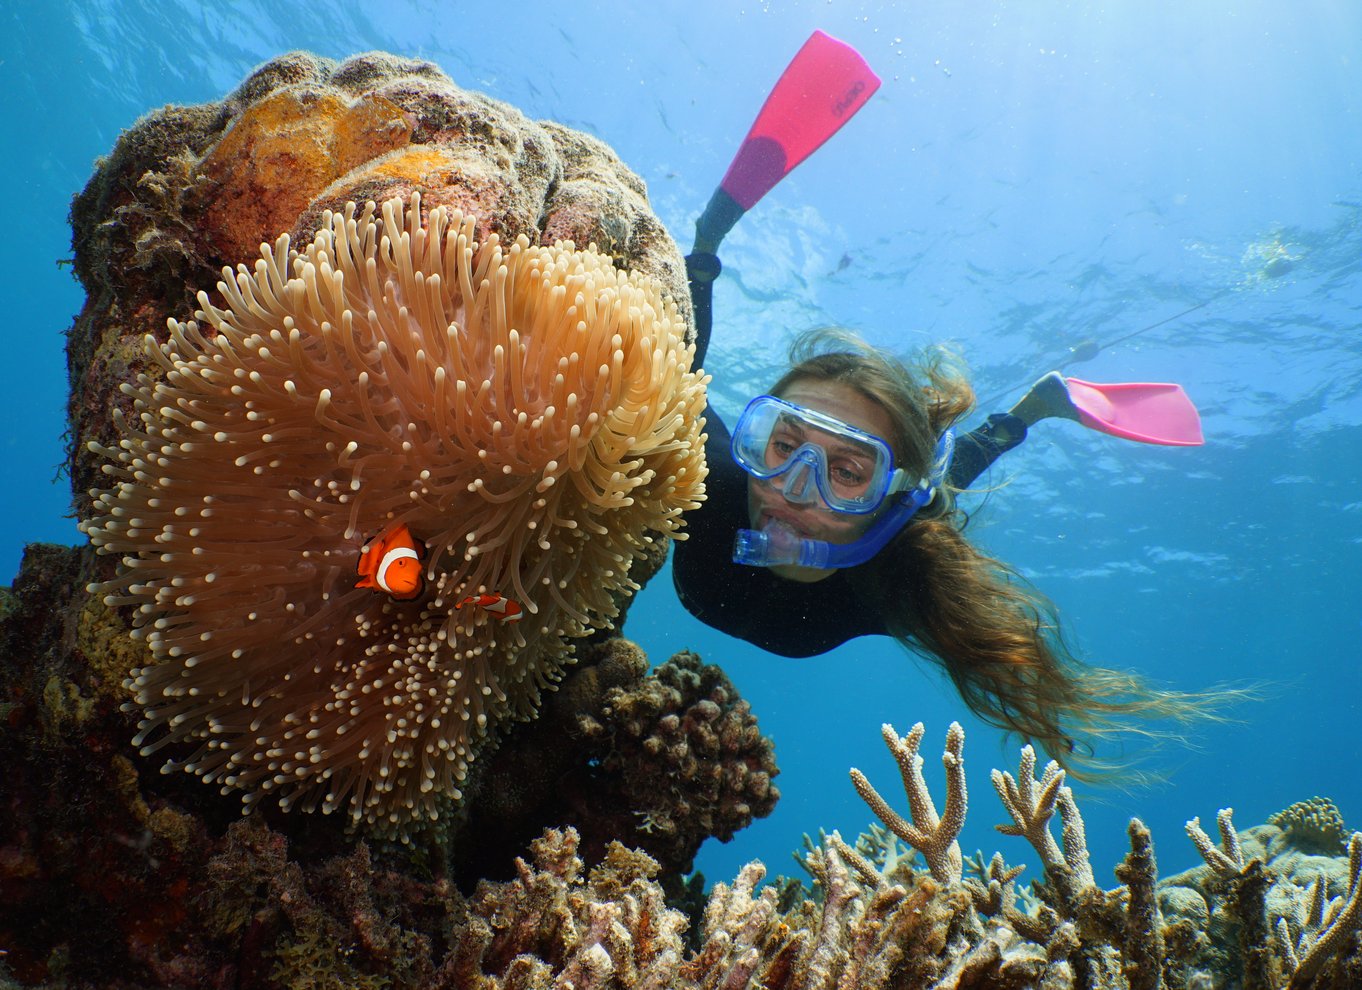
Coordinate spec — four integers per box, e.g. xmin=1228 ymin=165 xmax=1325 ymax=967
xmin=673 ymin=253 xmax=1218 ymax=773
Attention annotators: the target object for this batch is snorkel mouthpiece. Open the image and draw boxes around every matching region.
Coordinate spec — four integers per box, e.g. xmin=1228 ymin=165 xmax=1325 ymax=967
xmin=733 ymin=518 xmax=829 ymax=569
xmin=733 ymin=429 xmax=956 ymax=570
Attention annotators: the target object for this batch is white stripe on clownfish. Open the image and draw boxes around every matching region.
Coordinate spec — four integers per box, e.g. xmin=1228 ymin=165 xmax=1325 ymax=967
xmin=355 ymin=523 xmax=425 ymax=601
xmin=375 ymin=546 xmax=419 ymax=594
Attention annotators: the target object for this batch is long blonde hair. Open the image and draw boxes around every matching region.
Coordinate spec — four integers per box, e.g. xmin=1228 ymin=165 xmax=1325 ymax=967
xmin=773 ymin=328 xmax=1224 ymax=778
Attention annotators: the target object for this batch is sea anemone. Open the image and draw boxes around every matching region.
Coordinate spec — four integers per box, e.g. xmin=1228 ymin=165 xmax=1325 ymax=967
xmin=81 ymin=193 xmax=707 ymax=832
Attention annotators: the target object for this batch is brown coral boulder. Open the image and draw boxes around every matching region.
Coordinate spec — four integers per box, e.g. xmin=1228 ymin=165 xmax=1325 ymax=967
xmin=447 ymin=643 xmax=781 ymax=886
xmin=587 ymin=650 xmax=782 ymax=870
xmin=67 ymin=49 xmax=690 ymax=506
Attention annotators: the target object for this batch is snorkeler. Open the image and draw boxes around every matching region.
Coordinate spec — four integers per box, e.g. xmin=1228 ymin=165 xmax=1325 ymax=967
xmin=673 ymin=282 xmax=1065 ymax=659
xmin=674 ymin=272 xmax=1220 ymax=771
xmin=672 ymin=31 xmax=1218 ymax=772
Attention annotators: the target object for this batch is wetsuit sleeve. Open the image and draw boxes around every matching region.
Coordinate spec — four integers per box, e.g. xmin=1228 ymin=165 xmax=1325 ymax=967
xmin=685 ymin=252 xmax=722 ymax=368
xmin=948 ymin=413 xmax=1028 ymax=489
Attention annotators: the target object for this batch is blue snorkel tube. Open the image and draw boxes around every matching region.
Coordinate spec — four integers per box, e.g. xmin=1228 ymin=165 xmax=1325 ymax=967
xmin=733 ymin=430 xmax=956 ymax=570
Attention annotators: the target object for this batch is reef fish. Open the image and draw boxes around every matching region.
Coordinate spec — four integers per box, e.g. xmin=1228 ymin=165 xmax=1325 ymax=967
xmin=456 ymin=594 xmax=523 ymax=622
xmin=355 ymin=523 xmax=425 ymax=601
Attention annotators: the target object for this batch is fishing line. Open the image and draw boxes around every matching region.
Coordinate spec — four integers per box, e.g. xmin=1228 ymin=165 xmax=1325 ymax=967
xmin=977 ymin=290 xmax=1230 ymax=410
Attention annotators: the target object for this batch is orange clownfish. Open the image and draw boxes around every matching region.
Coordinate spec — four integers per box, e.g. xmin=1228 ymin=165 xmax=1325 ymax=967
xmin=355 ymin=523 xmax=425 ymax=601
xmin=456 ymin=594 xmax=523 ymax=622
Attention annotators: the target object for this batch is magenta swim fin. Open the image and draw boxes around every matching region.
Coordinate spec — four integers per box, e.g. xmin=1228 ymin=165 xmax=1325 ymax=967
xmin=1065 ymin=378 xmax=1205 ymax=446
xmin=718 ymin=30 xmax=880 ymax=212
xmin=693 ymin=31 xmax=881 ymax=253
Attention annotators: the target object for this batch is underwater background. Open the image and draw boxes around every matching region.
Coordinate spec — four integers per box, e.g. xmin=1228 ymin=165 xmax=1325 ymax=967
xmin=3 ymin=0 xmax=1359 ymax=892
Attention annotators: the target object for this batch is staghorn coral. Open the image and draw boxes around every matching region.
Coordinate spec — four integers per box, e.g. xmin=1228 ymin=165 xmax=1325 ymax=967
xmin=788 ymin=823 xmax=921 ymax=900
xmin=79 ymin=193 xmax=707 ymax=833
xmin=1184 ymin=807 xmax=1278 ymax=989
xmin=441 ymin=827 xmax=690 ymax=988
xmin=1173 ymin=808 xmax=1362 ymax=990
xmin=849 ymin=721 xmax=967 ymax=883
xmin=802 ymin=725 xmax=1362 ymax=990
xmin=991 ymin=744 xmax=1097 ymax=917
xmin=1277 ymin=832 xmax=1362 ymax=989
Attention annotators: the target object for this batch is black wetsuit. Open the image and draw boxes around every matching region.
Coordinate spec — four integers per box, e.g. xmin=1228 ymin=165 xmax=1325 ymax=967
xmin=670 ymin=253 xmax=1025 ymax=657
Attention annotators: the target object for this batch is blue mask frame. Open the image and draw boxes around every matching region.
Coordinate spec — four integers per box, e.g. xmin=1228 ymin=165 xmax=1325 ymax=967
xmin=733 ymin=429 xmax=956 ymax=569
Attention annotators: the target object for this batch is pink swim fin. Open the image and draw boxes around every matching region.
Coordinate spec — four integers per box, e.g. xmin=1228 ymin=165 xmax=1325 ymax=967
xmin=1065 ymin=378 xmax=1205 ymax=446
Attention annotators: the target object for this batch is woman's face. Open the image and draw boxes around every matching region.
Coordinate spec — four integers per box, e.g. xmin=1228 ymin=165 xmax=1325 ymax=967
xmin=746 ymin=378 xmax=899 ymax=583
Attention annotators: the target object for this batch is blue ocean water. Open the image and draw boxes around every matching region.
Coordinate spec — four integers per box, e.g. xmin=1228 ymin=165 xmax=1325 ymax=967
xmin=3 ymin=0 xmax=1359 ymax=890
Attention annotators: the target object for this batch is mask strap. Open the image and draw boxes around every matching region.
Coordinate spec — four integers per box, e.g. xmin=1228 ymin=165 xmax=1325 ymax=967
xmin=920 ymin=429 xmax=956 ymax=503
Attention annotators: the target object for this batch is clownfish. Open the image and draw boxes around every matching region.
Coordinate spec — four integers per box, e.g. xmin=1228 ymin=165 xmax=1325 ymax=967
xmin=456 ymin=593 xmax=523 ymax=622
xmin=355 ymin=523 xmax=425 ymax=601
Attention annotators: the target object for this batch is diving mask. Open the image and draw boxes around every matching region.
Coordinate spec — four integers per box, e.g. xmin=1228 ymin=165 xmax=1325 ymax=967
xmin=733 ymin=428 xmax=956 ymax=570
xmin=731 ymin=394 xmax=916 ymax=514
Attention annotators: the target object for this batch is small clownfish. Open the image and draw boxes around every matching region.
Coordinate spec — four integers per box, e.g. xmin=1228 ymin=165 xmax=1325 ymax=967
xmin=456 ymin=594 xmax=523 ymax=622
xmin=355 ymin=523 xmax=425 ymax=601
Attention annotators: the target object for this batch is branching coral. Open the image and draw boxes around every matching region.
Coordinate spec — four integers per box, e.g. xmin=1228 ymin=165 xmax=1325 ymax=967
xmin=442 ymin=827 xmax=690 ymax=988
xmin=991 ymin=744 xmax=1096 ymax=914
xmin=10 ymin=644 xmax=1362 ymax=990
xmin=1185 ymin=809 xmax=1362 ymax=990
xmin=1278 ymin=832 xmax=1362 ymax=988
xmin=196 ymin=729 xmax=1362 ymax=990
xmin=1186 ymin=807 xmax=1278 ymax=989
xmin=79 ymin=193 xmax=707 ymax=832
xmin=849 ymin=721 xmax=967 ymax=884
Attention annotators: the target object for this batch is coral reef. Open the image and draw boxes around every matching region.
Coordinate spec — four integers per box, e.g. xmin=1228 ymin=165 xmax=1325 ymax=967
xmin=2 ymin=46 xmax=751 ymax=986
xmin=8 ymin=41 xmax=1360 ymax=990
xmin=579 ymin=650 xmax=780 ymax=868
xmin=430 ymin=722 xmax=1362 ymax=989
xmin=422 ymin=723 xmax=1362 ymax=990
xmin=0 ymin=542 xmax=777 ymax=984
xmin=1267 ymin=797 xmax=1350 ymax=856
xmin=1162 ymin=806 xmax=1362 ymax=990
xmin=449 ymin=646 xmax=778 ymax=886
xmin=5 ymin=579 xmax=1361 ymax=990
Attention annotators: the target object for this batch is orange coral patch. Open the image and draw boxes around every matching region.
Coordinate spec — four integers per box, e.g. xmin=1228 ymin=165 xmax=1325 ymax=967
xmin=320 ymin=145 xmax=510 ymax=242
xmin=197 ymin=89 xmax=412 ymax=262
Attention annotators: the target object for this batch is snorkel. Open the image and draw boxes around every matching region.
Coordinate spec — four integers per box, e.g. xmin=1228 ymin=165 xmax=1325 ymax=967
xmin=733 ymin=429 xmax=956 ymax=569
